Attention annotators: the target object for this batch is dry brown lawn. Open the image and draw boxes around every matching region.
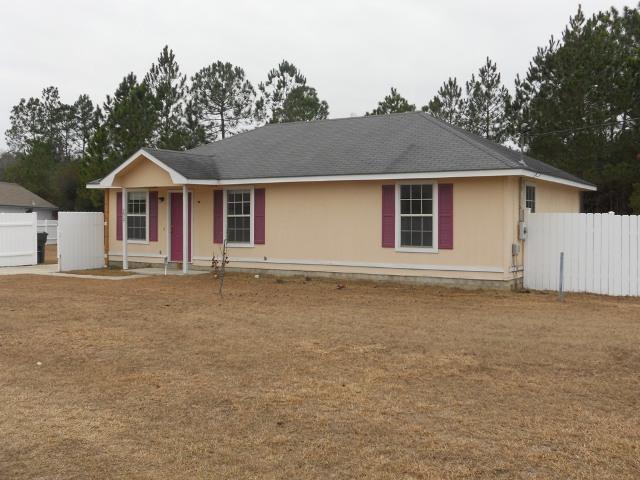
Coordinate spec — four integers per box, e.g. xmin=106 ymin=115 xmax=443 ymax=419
xmin=1 ymin=273 xmax=639 ymax=479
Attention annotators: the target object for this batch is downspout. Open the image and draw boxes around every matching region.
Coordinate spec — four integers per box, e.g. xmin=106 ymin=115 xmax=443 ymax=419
xmin=512 ymin=178 xmax=526 ymax=284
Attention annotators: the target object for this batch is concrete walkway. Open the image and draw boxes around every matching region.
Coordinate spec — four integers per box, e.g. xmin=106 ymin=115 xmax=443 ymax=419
xmin=0 ymin=264 xmax=210 ymax=279
xmin=0 ymin=264 xmax=140 ymax=280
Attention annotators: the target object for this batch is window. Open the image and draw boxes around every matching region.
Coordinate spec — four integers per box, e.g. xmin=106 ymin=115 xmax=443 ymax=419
xmin=525 ymin=185 xmax=536 ymax=213
xmin=226 ymin=190 xmax=251 ymax=244
xmin=399 ymin=184 xmax=434 ymax=248
xmin=127 ymin=191 xmax=147 ymax=241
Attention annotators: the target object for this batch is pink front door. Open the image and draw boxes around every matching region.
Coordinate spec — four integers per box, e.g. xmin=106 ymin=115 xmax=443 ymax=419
xmin=170 ymin=192 xmax=192 ymax=262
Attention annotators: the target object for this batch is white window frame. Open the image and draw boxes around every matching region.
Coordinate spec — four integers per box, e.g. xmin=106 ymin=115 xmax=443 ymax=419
xmin=525 ymin=183 xmax=536 ymax=213
xmin=395 ymin=182 xmax=438 ymax=253
xmin=126 ymin=189 xmax=149 ymax=244
xmin=223 ymin=187 xmax=254 ymax=248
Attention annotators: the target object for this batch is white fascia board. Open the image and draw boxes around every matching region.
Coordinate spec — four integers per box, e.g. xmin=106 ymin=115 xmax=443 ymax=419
xmin=520 ymin=170 xmax=597 ymax=191
xmin=184 ymin=169 xmax=596 ymax=191
xmin=87 ymin=149 xmax=189 ymax=188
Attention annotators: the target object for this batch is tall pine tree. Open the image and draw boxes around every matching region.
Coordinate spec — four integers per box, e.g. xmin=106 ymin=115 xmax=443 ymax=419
xmin=462 ymin=57 xmax=510 ymax=142
xmin=512 ymin=5 xmax=640 ymax=212
xmin=190 ymin=61 xmax=255 ymax=140
xmin=280 ymin=86 xmax=329 ymax=122
xmin=367 ymin=87 xmax=415 ymax=115
xmin=422 ymin=77 xmax=463 ymax=126
xmin=255 ymin=60 xmax=307 ymax=124
xmin=145 ymin=46 xmax=189 ymax=150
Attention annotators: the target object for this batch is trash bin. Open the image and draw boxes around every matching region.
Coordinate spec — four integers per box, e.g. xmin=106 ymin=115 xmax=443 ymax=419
xmin=37 ymin=232 xmax=48 ymax=264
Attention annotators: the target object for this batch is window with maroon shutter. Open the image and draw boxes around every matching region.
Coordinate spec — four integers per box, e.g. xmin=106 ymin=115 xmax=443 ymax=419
xmin=116 ymin=192 xmax=122 ymax=240
xmin=149 ymin=191 xmax=158 ymax=241
xmin=381 ymin=185 xmax=395 ymax=247
xmin=213 ymin=190 xmax=223 ymax=244
xmin=438 ymin=184 xmax=453 ymax=249
xmin=254 ymin=188 xmax=265 ymax=244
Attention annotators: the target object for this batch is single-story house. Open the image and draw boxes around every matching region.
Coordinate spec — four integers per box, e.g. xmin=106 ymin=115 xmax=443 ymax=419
xmin=87 ymin=112 xmax=595 ymax=288
xmin=0 ymin=181 xmax=58 ymax=220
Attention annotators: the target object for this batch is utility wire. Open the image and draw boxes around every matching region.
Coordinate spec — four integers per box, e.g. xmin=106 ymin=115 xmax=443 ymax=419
xmin=522 ymin=117 xmax=639 ymax=138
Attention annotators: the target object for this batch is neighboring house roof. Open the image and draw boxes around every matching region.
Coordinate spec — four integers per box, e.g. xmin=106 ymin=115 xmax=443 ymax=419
xmin=0 ymin=182 xmax=57 ymax=209
xmin=91 ymin=112 xmax=595 ymax=190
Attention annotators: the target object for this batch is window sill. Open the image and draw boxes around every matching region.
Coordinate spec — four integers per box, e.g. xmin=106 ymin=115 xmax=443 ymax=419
xmin=395 ymin=247 xmax=439 ymax=254
xmin=227 ymin=242 xmax=254 ymax=248
xmin=126 ymin=240 xmax=149 ymax=245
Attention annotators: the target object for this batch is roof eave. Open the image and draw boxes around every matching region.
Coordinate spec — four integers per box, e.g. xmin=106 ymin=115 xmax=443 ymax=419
xmin=183 ymin=169 xmax=597 ymax=190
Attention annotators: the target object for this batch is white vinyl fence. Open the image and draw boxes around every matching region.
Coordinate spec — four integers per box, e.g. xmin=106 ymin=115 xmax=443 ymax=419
xmin=0 ymin=212 xmax=38 ymax=267
xmin=37 ymin=220 xmax=58 ymax=244
xmin=524 ymin=212 xmax=640 ymax=296
xmin=57 ymin=212 xmax=104 ymax=271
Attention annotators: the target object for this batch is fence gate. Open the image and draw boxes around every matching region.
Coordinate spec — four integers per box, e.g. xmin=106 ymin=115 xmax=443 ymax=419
xmin=524 ymin=212 xmax=640 ymax=296
xmin=58 ymin=212 xmax=104 ymax=271
xmin=0 ymin=212 xmax=38 ymax=267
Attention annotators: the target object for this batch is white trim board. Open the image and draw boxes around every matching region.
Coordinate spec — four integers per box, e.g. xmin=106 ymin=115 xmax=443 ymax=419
xmin=191 ymin=255 xmax=503 ymax=273
xmin=86 ymin=149 xmax=596 ymax=192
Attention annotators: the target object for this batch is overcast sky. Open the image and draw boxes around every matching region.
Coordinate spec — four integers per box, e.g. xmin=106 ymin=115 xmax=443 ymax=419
xmin=0 ymin=0 xmax=632 ymax=150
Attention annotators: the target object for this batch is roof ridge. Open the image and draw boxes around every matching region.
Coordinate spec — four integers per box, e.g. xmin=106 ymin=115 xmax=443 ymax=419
xmin=416 ymin=112 xmax=518 ymax=170
xmin=259 ymin=110 xmax=427 ymax=129
xmin=143 ymin=147 xmax=214 ymax=158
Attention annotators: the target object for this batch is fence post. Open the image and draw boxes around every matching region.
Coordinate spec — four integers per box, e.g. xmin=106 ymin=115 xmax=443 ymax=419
xmin=558 ymin=251 xmax=565 ymax=301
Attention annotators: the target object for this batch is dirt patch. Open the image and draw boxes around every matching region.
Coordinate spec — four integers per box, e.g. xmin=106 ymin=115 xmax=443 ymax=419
xmin=1 ymin=273 xmax=639 ymax=479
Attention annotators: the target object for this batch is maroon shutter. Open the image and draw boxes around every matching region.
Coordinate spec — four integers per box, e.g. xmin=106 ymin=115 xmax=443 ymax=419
xmin=148 ymin=191 xmax=158 ymax=241
xmin=213 ymin=190 xmax=223 ymax=244
xmin=438 ymin=184 xmax=453 ymax=249
xmin=381 ymin=185 xmax=395 ymax=248
xmin=254 ymin=188 xmax=265 ymax=244
xmin=116 ymin=192 xmax=123 ymax=241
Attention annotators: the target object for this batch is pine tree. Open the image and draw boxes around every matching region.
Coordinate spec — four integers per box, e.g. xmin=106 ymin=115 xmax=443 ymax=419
xmin=512 ymin=5 xmax=640 ymax=213
xmin=190 ymin=61 xmax=255 ymax=140
xmin=422 ymin=77 xmax=463 ymax=126
xmin=145 ymin=46 xmax=188 ymax=150
xmin=255 ymin=60 xmax=307 ymax=124
xmin=103 ymin=73 xmax=157 ymax=158
xmin=367 ymin=87 xmax=415 ymax=115
xmin=73 ymin=94 xmax=97 ymax=158
xmin=280 ymin=86 xmax=329 ymax=122
xmin=462 ymin=57 xmax=510 ymax=142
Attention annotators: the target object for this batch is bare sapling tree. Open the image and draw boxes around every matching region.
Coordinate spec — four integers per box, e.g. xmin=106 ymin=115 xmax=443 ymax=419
xmin=211 ymin=239 xmax=229 ymax=296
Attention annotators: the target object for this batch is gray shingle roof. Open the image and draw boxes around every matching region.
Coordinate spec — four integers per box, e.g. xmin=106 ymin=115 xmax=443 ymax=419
xmin=134 ymin=112 xmax=591 ymax=187
xmin=0 ymin=182 xmax=57 ymax=209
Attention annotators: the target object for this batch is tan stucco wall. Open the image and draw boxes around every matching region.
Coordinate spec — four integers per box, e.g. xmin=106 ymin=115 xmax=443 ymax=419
xmin=106 ymin=157 xmax=584 ymax=281
xmin=529 ymin=179 xmax=582 ymax=213
xmin=113 ymin=155 xmax=176 ymax=188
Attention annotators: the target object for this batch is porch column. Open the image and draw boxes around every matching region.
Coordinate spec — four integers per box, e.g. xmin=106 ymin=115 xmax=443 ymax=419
xmin=122 ymin=187 xmax=128 ymax=270
xmin=182 ymin=184 xmax=189 ymax=274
